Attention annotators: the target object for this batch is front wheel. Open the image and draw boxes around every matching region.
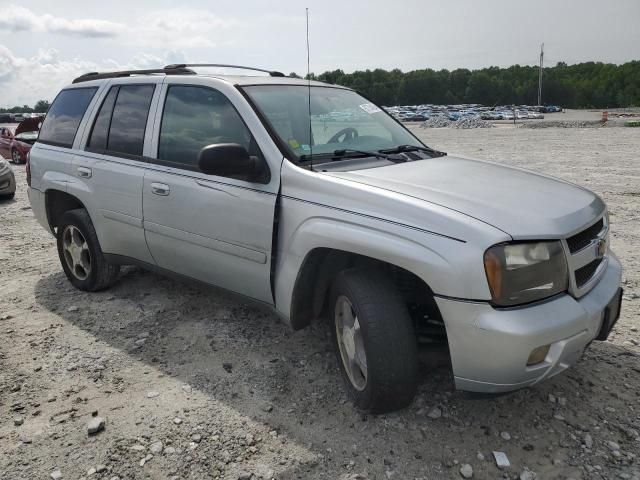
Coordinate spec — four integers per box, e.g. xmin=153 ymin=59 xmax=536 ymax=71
xmin=330 ymin=268 xmax=418 ymax=413
xmin=11 ymin=149 xmax=20 ymax=164
xmin=56 ymin=209 xmax=120 ymax=291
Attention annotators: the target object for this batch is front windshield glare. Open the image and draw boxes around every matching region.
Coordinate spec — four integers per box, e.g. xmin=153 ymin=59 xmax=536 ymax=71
xmin=243 ymin=85 xmax=423 ymax=161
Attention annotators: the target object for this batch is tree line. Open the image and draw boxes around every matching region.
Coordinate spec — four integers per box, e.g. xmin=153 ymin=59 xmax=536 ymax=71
xmin=3 ymin=61 xmax=640 ymax=112
xmin=0 ymin=100 xmax=50 ymax=114
xmin=294 ymin=61 xmax=640 ymax=108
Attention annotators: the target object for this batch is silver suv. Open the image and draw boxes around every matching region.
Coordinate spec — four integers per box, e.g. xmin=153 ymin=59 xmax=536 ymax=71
xmin=28 ymin=65 xmax=622 ymax=413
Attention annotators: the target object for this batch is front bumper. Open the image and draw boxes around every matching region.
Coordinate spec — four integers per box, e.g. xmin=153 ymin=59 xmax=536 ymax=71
xmin=436 ymin=253 xmax=622 ymax=393
xmin=0 ymin=169 xmax=16 ymax=195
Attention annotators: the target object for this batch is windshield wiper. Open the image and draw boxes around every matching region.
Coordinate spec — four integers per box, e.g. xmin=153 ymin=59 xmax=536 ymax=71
xmin=380 ymin=144 xmax=447 ymax=157
xmin=300 ymin=148 xmax=405 ymax=163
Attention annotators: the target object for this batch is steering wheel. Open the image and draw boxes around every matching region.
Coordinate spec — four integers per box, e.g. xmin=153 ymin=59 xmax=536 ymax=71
xmin=328 ymin=127 xmax=359 ymax=144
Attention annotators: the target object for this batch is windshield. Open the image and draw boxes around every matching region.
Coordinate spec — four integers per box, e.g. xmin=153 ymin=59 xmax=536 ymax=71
xmin=16 ymin=131 xmax=38 ymax=140
xmin=243 ymin=85 xmax=424 ymax=161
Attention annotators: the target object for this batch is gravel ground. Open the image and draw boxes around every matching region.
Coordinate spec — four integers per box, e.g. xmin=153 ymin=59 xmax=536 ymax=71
xmin=1 ymin=125 xmax=639 ymax=480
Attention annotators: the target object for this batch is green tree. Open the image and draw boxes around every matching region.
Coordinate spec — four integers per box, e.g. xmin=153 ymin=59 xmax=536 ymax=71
xmin=307 ymin=61 xmax=640 ymax=108
xmin=33 ymin=100 xmax=51 ymax=113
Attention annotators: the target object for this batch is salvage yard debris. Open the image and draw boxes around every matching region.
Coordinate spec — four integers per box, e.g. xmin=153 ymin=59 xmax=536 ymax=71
xmin=420 ymin=116 xmax=494 ymax=129
xmin=518 ymin=120 xmax=603 ymax=129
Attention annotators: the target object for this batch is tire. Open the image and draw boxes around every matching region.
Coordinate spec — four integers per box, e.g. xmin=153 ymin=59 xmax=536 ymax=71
xmin=56 ymin=208 xmax=120 ymax=291
xmin=329 ymin=268 xmax=418 ymax=413
xmin=11 ymin=149 xmax=20 ymax=164
xmin=1 ymin=192 xmax=15 ymax=200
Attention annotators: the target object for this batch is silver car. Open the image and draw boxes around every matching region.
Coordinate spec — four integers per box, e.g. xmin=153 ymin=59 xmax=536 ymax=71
xmin=27 ymin=65 xmax=622 ymax=413
xmin=0 ymin=157 xmax=16 ymax=199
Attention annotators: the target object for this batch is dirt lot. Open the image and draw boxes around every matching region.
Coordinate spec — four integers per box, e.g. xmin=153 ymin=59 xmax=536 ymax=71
xmin=1 ymin=125 xmax=639 ymax=480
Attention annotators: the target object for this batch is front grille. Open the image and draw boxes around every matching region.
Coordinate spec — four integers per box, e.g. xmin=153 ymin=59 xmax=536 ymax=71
xmin=575 ymin=258 xmax=603 ymax=288
xmin=566 ymin=219 xmax=603 ymax=253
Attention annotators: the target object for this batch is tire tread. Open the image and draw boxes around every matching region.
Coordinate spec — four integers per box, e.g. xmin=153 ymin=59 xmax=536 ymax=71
xmin=57 ymin=208 xmax=119 ymax=291
xmin=330 ymin=267 xmax=418 ymax=413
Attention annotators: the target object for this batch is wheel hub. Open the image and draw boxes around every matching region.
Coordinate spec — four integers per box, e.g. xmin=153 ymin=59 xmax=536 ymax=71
xmin=62 ymin=225 xmax=91 ymax=280
xmin=342 ymin=325 xmax=356 ymax=359
xmin=335 ymin=295 xmax=368 ymax=391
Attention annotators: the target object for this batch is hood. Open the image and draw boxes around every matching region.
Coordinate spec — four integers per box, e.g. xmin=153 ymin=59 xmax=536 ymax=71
xmin=328 ymin=156 xmax=604 ymax=239
xmin=15 ymin=117 xmax=42 ymax=136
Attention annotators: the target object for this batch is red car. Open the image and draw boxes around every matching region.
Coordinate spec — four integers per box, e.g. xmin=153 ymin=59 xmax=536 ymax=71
xmin=0 ymin=126 xmax=15 ymax=160
xmin=7 ymin=117 xmax=42 ymax=164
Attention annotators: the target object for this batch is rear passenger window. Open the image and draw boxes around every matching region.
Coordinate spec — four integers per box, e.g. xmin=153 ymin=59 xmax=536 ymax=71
xmin=87 ymin=85 xmax=155 ymax=157
xmin=158 ymin=86 xmax=254 ymax=168
xmin=38 ymin=87 xmax=98 ymax=148
xmin=87 ymin=87 xmax=117 ymax=150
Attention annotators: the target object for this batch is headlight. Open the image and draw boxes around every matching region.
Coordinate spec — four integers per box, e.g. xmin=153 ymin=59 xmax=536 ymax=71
xmin=484 ymin=241 xmax=568 ymax=307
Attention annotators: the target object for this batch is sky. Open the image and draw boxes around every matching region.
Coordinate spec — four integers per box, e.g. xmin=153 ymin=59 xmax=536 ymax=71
xmin=0 ymin=0 xmax=639 ymax=107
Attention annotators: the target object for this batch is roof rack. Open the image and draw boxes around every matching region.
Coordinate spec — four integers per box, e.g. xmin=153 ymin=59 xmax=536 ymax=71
xmin=72 ymin=66 xmax=196 ymax=84
xmin=72 ymin=64 xmax=286 ymax=84
xmin=164 ymin=64 xmax=285 ymax=77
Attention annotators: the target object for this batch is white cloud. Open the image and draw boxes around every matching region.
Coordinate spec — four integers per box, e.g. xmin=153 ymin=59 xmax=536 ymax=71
xmin=132 ymin=9 xmax=244 ymax=49
xmin=0 ymin=45 xmax=188 ymax=107
xmin=0 ymin=5 xmax=124 ymax=38
xmin=0 ymin=5 xmax=247 ymax=47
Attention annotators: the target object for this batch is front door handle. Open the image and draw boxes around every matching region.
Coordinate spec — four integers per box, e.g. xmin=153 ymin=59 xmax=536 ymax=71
xmin=77 ymin=167 xmax=92 ymax=178
xmin=151 ymin=182 xmax=170 ymax=196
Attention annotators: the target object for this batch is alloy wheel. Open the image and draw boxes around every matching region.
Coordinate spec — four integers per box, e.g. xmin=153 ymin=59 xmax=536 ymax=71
xmin=62 ymin=225 xmax=91 ymax=280
xmin=335 ymin=295 xmax=368 ymax=391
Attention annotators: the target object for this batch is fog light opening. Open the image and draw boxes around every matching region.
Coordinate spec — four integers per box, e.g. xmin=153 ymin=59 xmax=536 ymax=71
xmin=527 ymin=344 xmax=551 ymax=366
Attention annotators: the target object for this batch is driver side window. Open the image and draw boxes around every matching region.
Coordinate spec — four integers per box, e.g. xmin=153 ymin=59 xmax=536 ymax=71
xmin=158 ymin=85 xmax=256 ymax=169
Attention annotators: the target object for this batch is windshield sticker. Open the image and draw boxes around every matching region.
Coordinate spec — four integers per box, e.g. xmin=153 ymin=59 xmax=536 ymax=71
xmin=359 ymin=103 xmax=382 ymax=114
xmin=288 ymin=139 xmax=300 ymax=149
xmin=300 ymin=144 xmax=311 ymax=151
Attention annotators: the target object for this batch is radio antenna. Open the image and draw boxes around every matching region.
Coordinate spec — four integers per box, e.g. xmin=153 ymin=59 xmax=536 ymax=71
xmin=306 ymin=7 xmax=313 ymax=170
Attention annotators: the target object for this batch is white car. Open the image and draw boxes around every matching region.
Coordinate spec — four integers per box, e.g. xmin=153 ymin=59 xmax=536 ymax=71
xmin=27 ymin=65 xmax=622 ymax=413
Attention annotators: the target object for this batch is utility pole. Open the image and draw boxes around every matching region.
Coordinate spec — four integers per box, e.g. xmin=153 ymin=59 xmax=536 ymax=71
xmin=537 ymin=43 xmax=544 ymax=106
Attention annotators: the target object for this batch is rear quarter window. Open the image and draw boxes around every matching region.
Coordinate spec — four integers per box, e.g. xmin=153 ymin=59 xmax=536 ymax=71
xmin=38 ymin=87 xmax=98 ymax=148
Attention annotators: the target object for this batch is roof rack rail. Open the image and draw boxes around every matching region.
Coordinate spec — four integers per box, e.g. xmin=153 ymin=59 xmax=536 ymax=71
xmin=72 ymin=66 xmax=196 ymax=84
xmin=164 ymin=64 xmax=285 ymax=77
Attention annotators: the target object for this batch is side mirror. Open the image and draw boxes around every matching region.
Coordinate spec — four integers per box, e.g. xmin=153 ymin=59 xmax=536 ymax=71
xmin=197 ymin=143 xmax=268 ymax=183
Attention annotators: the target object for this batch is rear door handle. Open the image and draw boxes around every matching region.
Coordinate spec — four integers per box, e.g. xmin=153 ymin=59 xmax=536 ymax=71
xmin=77 ymin=167 xmax=92 ymax=178
xmin=151 ymin=182 xmax=170 ymax=196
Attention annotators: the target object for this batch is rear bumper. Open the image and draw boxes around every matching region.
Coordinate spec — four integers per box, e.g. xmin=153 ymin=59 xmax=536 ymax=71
xmin=28 ymin=187 xmax=51 ymax=233
xmin=436 ymin=253 xmax=622 ymax=393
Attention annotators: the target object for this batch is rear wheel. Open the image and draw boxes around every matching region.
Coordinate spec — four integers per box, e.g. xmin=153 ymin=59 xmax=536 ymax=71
xmin=56 ymin=209 xmax=119 ymax=291
xmin=11 ymin=149 xmax=20 ymax=164
xmin=330 ymin=268 xmax=418 ymax=413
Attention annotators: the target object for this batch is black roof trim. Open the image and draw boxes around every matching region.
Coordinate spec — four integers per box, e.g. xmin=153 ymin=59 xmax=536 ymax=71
xmin=164 ymin=64 xmax=285 ymax=77
xmin=72 ymin=66 xmax=196 ymax=84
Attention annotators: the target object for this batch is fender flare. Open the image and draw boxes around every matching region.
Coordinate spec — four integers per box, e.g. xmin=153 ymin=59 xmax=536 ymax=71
xmin=275 ymin=217 xmax=452 ymax=327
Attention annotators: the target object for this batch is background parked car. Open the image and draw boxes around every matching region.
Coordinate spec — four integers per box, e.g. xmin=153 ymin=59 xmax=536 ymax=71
xmin=0 ymin=126 xmax=15 ymax=159
xmin=10 ymin=117 xmax=41 ymax=164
